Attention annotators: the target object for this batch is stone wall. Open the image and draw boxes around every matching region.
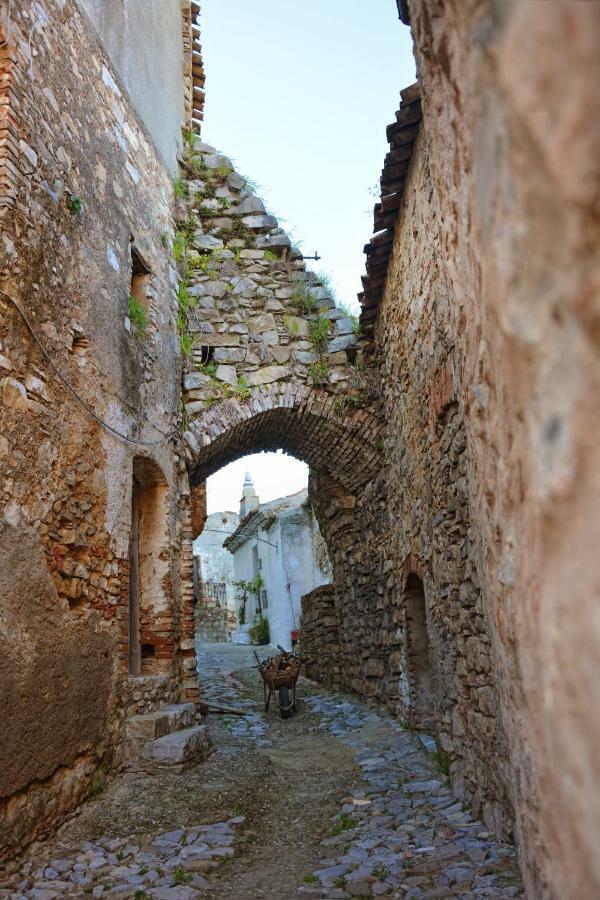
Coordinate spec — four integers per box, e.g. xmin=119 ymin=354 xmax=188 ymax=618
xmin=402 ymin=4 xmax=600 ymax=897
xmin=78 ymin=0 xmax=187 ymax=173
xmin=0 ymin=0 xmax=193 ymax=863
xmin=374 ymin=128 xmax=511 ymax=834
xmin=299 ymin=3 xmax=600 ymax=898
xmin=300 ymin=585 xmax=340 ymax=689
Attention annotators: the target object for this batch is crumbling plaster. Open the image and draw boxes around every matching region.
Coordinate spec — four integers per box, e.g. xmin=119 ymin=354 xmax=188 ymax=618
xmin=78 ymin=0 xmax=186 ymax=174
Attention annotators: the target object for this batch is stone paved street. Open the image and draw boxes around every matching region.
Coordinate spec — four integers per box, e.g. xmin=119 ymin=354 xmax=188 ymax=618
xmin=0 ymin=644 xmax=523 ymax=898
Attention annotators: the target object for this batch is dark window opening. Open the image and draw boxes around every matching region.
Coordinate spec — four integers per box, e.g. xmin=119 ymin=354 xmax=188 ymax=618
xmin=141 ymin=643 xmax=156 ymax=658
xmin=199 ymin=345 xmax=215 ymax=365
xmin=129 ymin=245 xmax=152 ymax=326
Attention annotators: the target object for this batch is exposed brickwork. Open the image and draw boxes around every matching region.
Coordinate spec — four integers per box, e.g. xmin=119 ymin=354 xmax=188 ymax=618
xmin=190 ymin=480 xmax=207 ymax=539
xmin=0 ymin=0 xmax=191 ymax=863
xmin=0 ymin=24 xmax=21 ymax=214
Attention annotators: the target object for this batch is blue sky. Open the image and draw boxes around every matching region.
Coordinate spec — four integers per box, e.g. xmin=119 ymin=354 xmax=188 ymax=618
xmin=201 ymin=0 xmax=416 ymax=311
xmin=202 ymin=0 xmax=416 ymax=513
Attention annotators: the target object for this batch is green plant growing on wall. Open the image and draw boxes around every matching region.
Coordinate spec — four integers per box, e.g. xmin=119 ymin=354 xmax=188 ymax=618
xmin=198 ymin=203 xmax=218 ymax=218
xmin=173 ymin=231 xmax=188 ymax=263
xmin=179 ymin=331 xmax=195 ymax=357
xmin=193 ymin=253 xmax=212 ymax=274
xmin=431 ymin=748 xmax=451 ymax=778
xmin=173 ymin=177 xmax=188 ymax=199
xmin=308 ymin=359 xmax=329 ymax=386
xmin=292 ymin=283 xmax=317 ymax=315
xmin=227 ymin=375 xmax=251 ymax=403
xmin=242 ymin=175 xmax=260 ymax=194
xmin=197 ymin=359 xmax=217 ymax=378
xmin=183 ymin=128 xmax=196 ymax=153
xmin=352 ymin=315 xmax=361 ymax=335
xmin=177 ymin=280 xmax=192 ymax=312
xmin=285 ymin=316 xmax=300 ymax=338
xmin=189 ymin=155 xmax=207 ymax=177
xmin=309 ymin=315 xmax=331 ymax=351
xmin=214 ymin=164 xmax=232 ymax=179
xmin=218 ymin=196 xmax=232 ymax=210
xmin=66 ymin=192 xmax=83 ymax=217
xmin=263 ymin=250 xmax=278 ymax=262
xmin=128 ymin=296 xmax=147 ymax=336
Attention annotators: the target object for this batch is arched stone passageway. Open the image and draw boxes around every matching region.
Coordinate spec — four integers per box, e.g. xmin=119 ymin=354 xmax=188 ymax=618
xmin=183 ymin=385 xmax=383 ymax=494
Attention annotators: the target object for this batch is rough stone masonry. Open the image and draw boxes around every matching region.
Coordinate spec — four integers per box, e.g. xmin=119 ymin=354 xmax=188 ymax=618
xmin=0 ymin=2 xmax=599 ymax=899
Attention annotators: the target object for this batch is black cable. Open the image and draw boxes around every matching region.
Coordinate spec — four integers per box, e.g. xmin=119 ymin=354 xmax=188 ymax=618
xmin=0 ymin=288 xmax=181 ymax=447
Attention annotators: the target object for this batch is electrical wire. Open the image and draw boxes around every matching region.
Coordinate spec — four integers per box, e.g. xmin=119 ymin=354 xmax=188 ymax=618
xmin=0 ymin=288 xmax=181 ymax=447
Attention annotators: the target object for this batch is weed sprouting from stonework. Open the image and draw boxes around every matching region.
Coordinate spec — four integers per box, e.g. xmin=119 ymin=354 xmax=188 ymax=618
xmin=214 ymin=164 xmax=232 ymax=179
xmin=263 ymin=249 xmax=278 ymax=262
xmin=329 ymin=813 xmax=356 ymax=837
xmin=285 ymin=316 xmax=300 ymax=338
xmin=242 ymin=174 xmax=260 ymax=194
xmin=234 ymin=375 xmax=252 ymax=402
xmin=66 ymin=192 xmax=83 ymax=217
xmin=128 ymin=296 xmax=147 ymax=336
xmin=432 ymin=748 xmax=452 ymax=777
xmin=197 ymin=360 xmax=217 ymax=378
xmin=172 ymin=866 xmax=193 ymax=885
xmin=173 ymin=231 xmax=188 ymax=263
xmin=173 ymin=177 xmax=188 ymax=198
xmin=309 ymin=316 xmax=331 ymax=350
xmin=179 ymin=332 xmax=195 ymax=357
xmin=309 ymin=359 xmax=329 ymax=386
xmin=189 ymin=155 xmax=207 ymax=177
xmin=183 ymin=128 xmax=196 ymax=153
xmin=292 ymin=283 xmax=317 ymax=315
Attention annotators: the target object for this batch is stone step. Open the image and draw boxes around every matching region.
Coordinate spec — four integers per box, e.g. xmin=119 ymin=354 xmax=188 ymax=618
xmin=126 ymin=703 xmax=195 ymax=742
xmin=141 ymin=725 xmax=213 ymax=769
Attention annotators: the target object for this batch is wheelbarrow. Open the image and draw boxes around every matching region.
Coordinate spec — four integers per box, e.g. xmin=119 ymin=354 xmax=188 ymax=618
xmin=254 ymin=646 xmax=301 ymax=719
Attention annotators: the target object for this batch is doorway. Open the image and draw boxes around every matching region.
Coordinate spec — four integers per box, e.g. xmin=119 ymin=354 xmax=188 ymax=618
xmin=405 ymin=574 xmax=435 ymax=728
xmin=128 ymin=457 xmax=169 ymax=676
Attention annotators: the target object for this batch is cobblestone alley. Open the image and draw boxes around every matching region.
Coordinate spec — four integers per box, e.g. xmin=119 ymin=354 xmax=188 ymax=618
xmin=1 ymin=645 xmax=524 ymax=899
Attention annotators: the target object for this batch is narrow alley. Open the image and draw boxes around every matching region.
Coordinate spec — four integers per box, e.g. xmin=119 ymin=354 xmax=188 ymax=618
xmin=1 ymin=645 xmax=523 ymax=899
xmin=1 ymin=2 xmax=599 ymax=897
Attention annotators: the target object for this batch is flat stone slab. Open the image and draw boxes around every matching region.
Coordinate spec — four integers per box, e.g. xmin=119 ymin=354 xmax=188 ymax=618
xmin=142 ymin=725 xmax=213 ymax=767
xmin=126 ymin=703 xmax=196 ymax=742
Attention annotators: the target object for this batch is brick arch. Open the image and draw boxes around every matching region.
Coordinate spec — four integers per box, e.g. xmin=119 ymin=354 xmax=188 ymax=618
xmin=183 ymin=382 xmax=383 ymax=493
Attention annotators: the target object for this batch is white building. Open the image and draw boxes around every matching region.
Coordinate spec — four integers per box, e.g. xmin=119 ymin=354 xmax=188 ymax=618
xmin=193 ymin=510 xmax=239 ymax=638
xmin=224 ymin=474 xmax=331 ymax=650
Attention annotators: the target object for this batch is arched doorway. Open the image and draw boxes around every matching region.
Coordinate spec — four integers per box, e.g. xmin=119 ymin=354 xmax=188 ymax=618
xmin=129 ymin=457 xmax=170 ymax=676
xmin=183 ymin=390 xmax=384 ymax=686
xmin=404 ymin=573 xmax=435 ymax=729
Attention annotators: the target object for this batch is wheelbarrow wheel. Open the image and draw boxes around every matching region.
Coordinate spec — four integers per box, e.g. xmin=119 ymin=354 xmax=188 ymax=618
xmin=278 ymin=686 xmax=291 ymax=718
